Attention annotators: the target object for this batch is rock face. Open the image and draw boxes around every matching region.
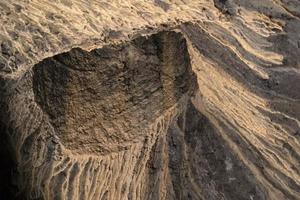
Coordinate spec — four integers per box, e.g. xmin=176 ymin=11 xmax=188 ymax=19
xmin=0 ymin=1 xmax=300 ymax=200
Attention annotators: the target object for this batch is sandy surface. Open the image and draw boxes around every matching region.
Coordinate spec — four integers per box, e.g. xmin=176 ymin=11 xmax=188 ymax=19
xmin=1 ymin=0 xmax=300 ymax=199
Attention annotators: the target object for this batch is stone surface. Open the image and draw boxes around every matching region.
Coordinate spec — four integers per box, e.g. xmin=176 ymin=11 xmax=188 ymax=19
xmin=0 ymin=0 xmax=300 ymax=200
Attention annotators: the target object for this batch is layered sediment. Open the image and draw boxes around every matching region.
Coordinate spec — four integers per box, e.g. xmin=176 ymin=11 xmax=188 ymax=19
xmin=1 ymin=1 xmax=300 ymax=199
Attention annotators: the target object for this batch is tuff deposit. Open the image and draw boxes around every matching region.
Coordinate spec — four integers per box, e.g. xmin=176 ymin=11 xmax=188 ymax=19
xmin=0 ymin=0 xmax=300 ymax=200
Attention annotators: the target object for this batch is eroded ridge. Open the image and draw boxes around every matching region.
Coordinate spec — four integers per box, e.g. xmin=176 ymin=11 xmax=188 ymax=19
xmin=1 ymin=1 xmax=300 ymax=197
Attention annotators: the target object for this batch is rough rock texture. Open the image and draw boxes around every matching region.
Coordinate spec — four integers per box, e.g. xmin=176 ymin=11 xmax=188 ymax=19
xmin=1 ymin=0 xmax=300 ymax=200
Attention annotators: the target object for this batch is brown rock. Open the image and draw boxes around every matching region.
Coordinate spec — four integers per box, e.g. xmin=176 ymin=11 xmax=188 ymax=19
xmin=0 ymin=1 xmax=300 ymax=200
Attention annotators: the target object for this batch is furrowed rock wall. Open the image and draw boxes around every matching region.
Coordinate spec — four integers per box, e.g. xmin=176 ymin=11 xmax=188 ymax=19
xmin=0 ymin=0 xmax=300 ymax=200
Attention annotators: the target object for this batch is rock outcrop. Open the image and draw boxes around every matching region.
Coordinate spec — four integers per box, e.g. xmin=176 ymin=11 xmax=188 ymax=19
xmin=1 ymin=0 xmax=300 ymax=199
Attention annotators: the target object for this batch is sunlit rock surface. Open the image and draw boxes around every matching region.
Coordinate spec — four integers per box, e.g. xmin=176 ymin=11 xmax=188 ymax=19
xmin=0 ymin=0 xmax=300 ymax=199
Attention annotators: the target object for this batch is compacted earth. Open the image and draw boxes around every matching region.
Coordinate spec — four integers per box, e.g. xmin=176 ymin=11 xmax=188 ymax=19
xmin=1 ymin=0 xmax=300 ymax=200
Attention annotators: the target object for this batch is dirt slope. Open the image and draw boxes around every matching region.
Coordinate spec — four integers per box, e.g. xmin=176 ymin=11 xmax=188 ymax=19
xmin=1 ymin=0 xmax=300 ymax=199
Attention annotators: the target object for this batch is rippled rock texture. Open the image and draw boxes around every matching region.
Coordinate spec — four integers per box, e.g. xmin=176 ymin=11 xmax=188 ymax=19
xmin=1 ymin=0 xmax=300 ymax=200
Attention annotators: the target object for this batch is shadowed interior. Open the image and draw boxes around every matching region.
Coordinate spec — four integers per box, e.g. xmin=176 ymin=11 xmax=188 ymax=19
xmin=32 ymin=31 xmax=197 ymax=155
